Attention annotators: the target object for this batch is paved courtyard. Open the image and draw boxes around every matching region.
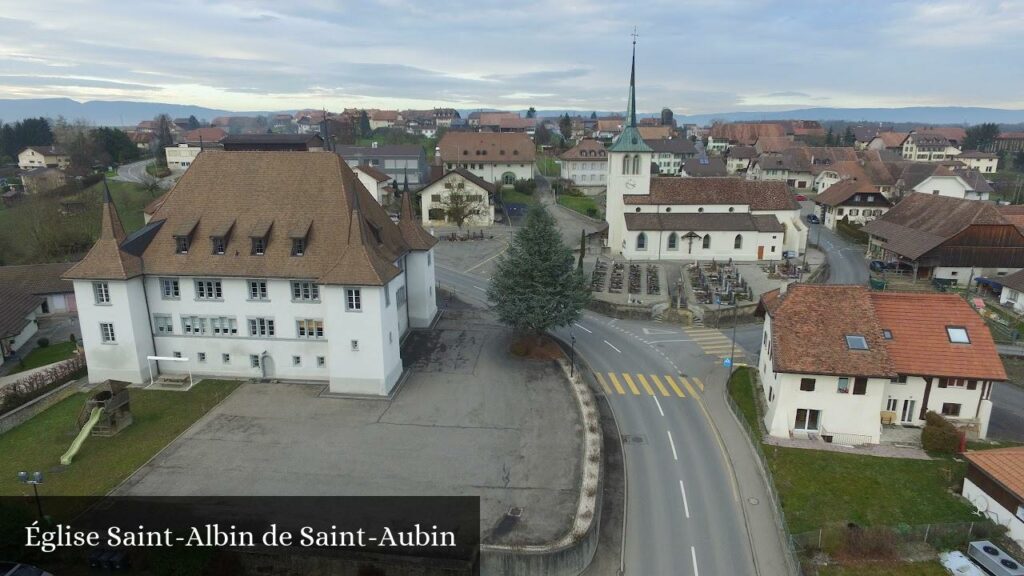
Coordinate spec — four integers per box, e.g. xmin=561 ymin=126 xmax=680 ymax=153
xmin=116 ymin=301 xmax=582 ymax=546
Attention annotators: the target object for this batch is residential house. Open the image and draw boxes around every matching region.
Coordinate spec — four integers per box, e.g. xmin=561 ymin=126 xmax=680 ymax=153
xmin=680 ymin=157 xmax=728 ymax=177
xmin=646 ymin=138 xmax=697 ymax=175
xmin=420 ymin=169 xmax=495 ymax=227
xmin=992 ymin=132 xmax=1024 ymax=153
xmin=725 ymin=146 xmax=758 ymax=174
xmin=957 ymin=151 xmax=999 ymax=173
xmin=786 ymin=120 xmax=826 ymax=140
xmin=638 ymin=126 xmax=674 ymax=140
xmin=129 ymin=132 xmax=154 ymax=153
xmin=962 ymin=447 xmax=1024 ymax=546
xmin=369 ymin=110 xmax=401 ymax=130
xmin=914 ymin=126 xmax=967 ymax=149
xmin=0 ymin=261 xmax=77 ymax=315
xmin=867 ymin=132 xmax=909 ymax=154
xmin=910 ymin=165 xmax=992 ymax=200
xmin=758 ymin=284 xmax=1005 ymax=444
xmin=852 ymin=125 xmax=894 ymax=150
xmin=901 ymin=131 xmax=959 ymax=162
xmin=814 ymin=178 xmax=892 ymax=230
xmin=432 ymin=108 xmax=460 ymax=128
xmin=18 ymin=146 xmax=70 ymax=170
xmin=21 ymin=167 xmax=67 ymax=194
xmin=354 ymin=164 xmax=394 ymax=206
xmin=221 ymin=133 xmax=325 ymax=152
xmin=997 ymin=268 xmax=1024 ymax=315
xmin=0 ymin=287 xmax=43 ymax=369
xmin=813 ymin=151 xmax=897 ymax=195
xmin=436 ymin=132 xmax=535 ymax=185
xmin=560 ymin=139 xmax=608 ymax=189
xmin=164 ymin=128 xmax=228 ymax=173
xmin=63 ymin=152 xmax=438 ymax=395
xmin=863 ymin=193 xmax=1024 ymax=285
xmin=707 ymin=122 xmax=789 ymax=154
xmin=595 ymin=117 xmax=624 ymax=139
xmin=750 ymin=147 xmax=859 ymax=190
xmin=336 ymin=143 xmax=429 ymax=189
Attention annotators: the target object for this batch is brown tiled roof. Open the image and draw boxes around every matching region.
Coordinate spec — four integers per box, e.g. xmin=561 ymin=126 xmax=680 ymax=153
xmin=957 ymin=150 xmax=998 ymax=159
xmin=22 ymin=145 xmax=67 ymax=157
xmin=913 ymin=127 xmax=966 ymax=144
xmin=755 ymin=137 xmax=802 ymax=154
xmin=908 ymin=131 xmax=951 ymax=147
xmin=0 ymin=262 xmax=75 ymax=295
xmin=996 ymin=268 xmax=1024 ymax=293
xmin=624 ymin=212 xmax=784 ymax=232
xmin=597 ymin=118 xmax=623 ymax=132
xmin=438 ymin=132 xmax=535 ymax=163
xmin=766 ymin=284 xmax=895 ymax=378
xmin=682 ymin=157 xmax=727 ymax=177
xmin=371 ymin=110 xmax=399 ymax=122
xmin=355 ymin=164 xmax=391 ymax=183
xmin=727 ymin=146 xmax=758 ymax=159
xmin=710 ymin=123 xmax=788 ymax=145
xmin=644 ymin=139 xmax=696 ymax=155
xmin=862 ymin=193 xmax=1011 ymax=259
xmin=873 ymin=132 xmax=909 ymax=148
xmin=64 ymin=181 xmax=143 ymax=280
xmin=870 ymin=292 xmax=1006 ymax=380
xmin=0 ymin=287 xmax=43 ymax=339
xmin=478 ymin=112 xmax=520 ymax=126
xmin=638 ymin=126 xmax=673 ymax=140
xmin=397 ymin=187 xmax=437 ymax=251
xmin=561 ymin=139 xmax=607 ymax=161
xmin=625 ymin=178 xmax=799 ymax=211
xmin=965 ymin=447 xmax=1024 ymax=501
xmin=814 ymin=179 xmax=880 ymax=206
xmin=183 ymin=127 xmax=227 ymax=143
xmin=498 ymin=117 xmax=536 ymax=130
xmin=997 ymin=132 xmax=1024 ymax=140
xmin=423 ymin=168 xmax=496 ymax=195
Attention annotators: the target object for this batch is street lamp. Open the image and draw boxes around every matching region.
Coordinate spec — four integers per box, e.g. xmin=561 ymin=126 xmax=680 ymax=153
xmin=17 ymin=471 xmax=45 ymax=520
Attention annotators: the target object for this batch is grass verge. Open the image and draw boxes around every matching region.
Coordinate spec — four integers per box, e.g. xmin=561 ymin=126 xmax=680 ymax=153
xmin=0 ymin=379 xmax=241 ymax=497
xmin=727 ymin=367 xmax=762 ymax=441
xmin=8 ymin=341 xmax=77 ymax=374
xmin=500 ymin=188 xmax=538 ymax=205
xmin=557 ymin=194 xmax=600 ymax=218
xmin=818 ymin=561 xmax=948 ymax=576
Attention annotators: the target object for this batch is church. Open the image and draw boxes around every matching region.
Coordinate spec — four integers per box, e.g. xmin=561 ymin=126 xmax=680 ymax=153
xmin=604 ymin=44 xmax=808 ymax=262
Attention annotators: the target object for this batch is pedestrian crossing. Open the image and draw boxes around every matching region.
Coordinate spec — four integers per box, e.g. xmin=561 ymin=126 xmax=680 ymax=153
xmin=683 ymin=327 xmax=747 ymax=363
xmin=595 ymin=372 xmax=705 ymax=398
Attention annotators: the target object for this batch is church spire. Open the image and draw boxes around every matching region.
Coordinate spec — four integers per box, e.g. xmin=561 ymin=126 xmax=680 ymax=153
xmin=626 ymin=28 xmax=638 ymax=129
xmin=608 ymin=29 xmax=652 ymax=154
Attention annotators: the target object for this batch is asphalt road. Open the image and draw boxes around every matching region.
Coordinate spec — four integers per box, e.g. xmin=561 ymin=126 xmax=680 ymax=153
xmin=436 ymin=265 xmax=763 ymax=576
xmin=800 ymin=200 xmax=870 ymax=285
xmin=115 ymin=159 xmax=152 ymax=183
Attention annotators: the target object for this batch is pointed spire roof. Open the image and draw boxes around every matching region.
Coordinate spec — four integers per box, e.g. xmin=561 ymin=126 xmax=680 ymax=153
xmin=609 ymin=34 xmax=652 ymax=154
xmin=398 ymin=186 xmax=438 ymax=251
xmin=319 ymin=207 xmax=400 ymax=286
xmin=64 ymin=177 xmax=143 ymax=280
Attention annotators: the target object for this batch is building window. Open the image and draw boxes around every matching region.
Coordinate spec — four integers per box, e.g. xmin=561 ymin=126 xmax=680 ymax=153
xmin=317 ymin=356 xmax=325 ymax=368
xmin=667 ymin=232 xmax=678 ymax=250
xmin=93 ymin=282 xmax=110 ymax=304
xmin=385 ymin=286 xmax=391 ymax=307
xmin=891 ymin=374 xmax=908 ymax=384
xmin=292 ymin=355 xmax=301 ymax=367
xmin=622 ymin=155 xmax=629 ymax=175
xmin=734 ymin=234 xmax=743 ymax=249
xmin=252 ymin=237 xmax=266 ymax=256
xmin=248 ymin=279 xmax=269 ymax=300
xmin=799 ymin=378 xmax=815 ymax=392
xmin=296 ymin=319 xmax=325 ymax=339
xmin=172 ymin=351 xmax=182 ymax=358
xmin=212 ymin=237 xmax=226 ymax=255
xmin=845 ymin=335 xmax=868 ymax=350
xmin=636 ymin=232 xmax=647 ymax=251
xmin=210 ymin=317 xmax=237 ymax=336
xmin=222 ymin=353 xmax=230 ymax=364
xmin=250 ymin=354 xmax=261 ymax=368
xmin=291 ymin=238 xmax=306 ymax=257
xmin=161 ymin=278 xmax=180 ymax=299
xmin=248 ymin=317 xmax=275 ymax=337
xmin=346 ymin=288 xmax=362 ymax=311
xmin=702 ymin=235 xmax=711 ymax=249
xmin=853 ymin=377 xmax=868 ymax=395
xmin=198 ymin=352 xmax=206 ymax=362
xmin=941 ymin=403 xmax=961 ymax=417
xmin=882 ymin=329 xmax=892 ymax=340
xmin=794 ymin=408 xmax=820 ymax=431
xmin=175 ymin=236 xmax=190 ymax=254
xmin=153 ymin=315 xmax=173 ymax=334
xmin=837 ymin=377 xmax=850 ymax=394
xmin=182 ymin=316 xmax=207 ymax=335
xmin=946 ymin=326 xmax=970 ymax=344
xmin=195 ymin=279 xmax=222 ymax=300
xmin=100 ymin=323 xmax=116 ymax=343
xmin=351 ymin=339 xmax=359 ymax=351
xmin=291 ymin=281 xmax=320 ymax=302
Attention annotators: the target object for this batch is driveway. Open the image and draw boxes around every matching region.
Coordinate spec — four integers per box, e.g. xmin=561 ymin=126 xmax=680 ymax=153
xmin=116 ymin=303 xmax=582 ymax=546
xmin=114 ymin=159 xmax=175 ymax=189
xmin=989 ymin=382 xmax=1024 ymax=442
xmin=799 ymin=200 xmax=869 ymax=285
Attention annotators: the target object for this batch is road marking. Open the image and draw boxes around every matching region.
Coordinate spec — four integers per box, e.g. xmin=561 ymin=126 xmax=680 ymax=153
xmin=621 ymin=373 xmax=641 ymax=395
xmin=665 ymin=375 xmax=685 ymax=397
xmin=646 ymin=339 xmax=693 ymax=344
xmin=636 ymin=374 xmax=655 ymax=396
xmin=573 ymin=322 xmax=593 ymax=334
xmin=472 ymin=286 xmax=486 ymax=292
xmin=607 ymin=373 xmax=626 ymax=395
xmin=649 ymin=374 xmax=671 ymax=397
xmin=679 ymin=480 xmax=690 ymax=518
xmin=641 ymin=327 xmax=677 ymax=335
xmin=604 ymin=340 xmax=621 ymax=353
xmin=667 ymin=430 xmax=678 ymax=460
xmin=680 ymin=376 xmax=700 ymax=397
xmin=691 ymin=546 xmax=699 ymax=576
xmin=693 ymin=377 xmax=706 ymax=392
xmin=464 ymin=244 xmax=508 ymax=273
xmin=594 ymin=372 xmax=612 ymax=395
xmin=653 ymin=395 xmax=664 ymax=416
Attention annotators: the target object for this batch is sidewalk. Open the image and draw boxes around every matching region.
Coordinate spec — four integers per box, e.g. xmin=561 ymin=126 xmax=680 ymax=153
xmin=701 ymin=372 xmax=795 ymax=576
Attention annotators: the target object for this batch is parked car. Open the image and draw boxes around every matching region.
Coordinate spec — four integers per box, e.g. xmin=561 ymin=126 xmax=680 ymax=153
xmin=870 ymin=260 xmax=914 ymax=273
xmin=794 ymin=194 xmax=808 ymax=201
xmin=805 ymin=214 xmax=820 ymax=224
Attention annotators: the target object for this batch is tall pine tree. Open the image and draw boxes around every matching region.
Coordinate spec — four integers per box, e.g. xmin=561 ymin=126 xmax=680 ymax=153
xmin=488 ymin=206 xmax=590 ymax=336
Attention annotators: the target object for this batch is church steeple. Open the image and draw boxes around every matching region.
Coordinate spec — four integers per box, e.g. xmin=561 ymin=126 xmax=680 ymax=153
xmin=626 ymin=31 xmax=638 ymax=129
xmin=609 ymin=30 xmax=652 ymax=154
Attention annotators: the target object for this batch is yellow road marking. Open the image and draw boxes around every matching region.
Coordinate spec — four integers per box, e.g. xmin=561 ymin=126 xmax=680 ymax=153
xmin=665 ymin=375 xmax=685 ymax=397
xmin=649 ymin=374 xmax=671 ymax=396
xmin=636 ymin=374 xmax=655 ymax=396
xmin=693 ymin=377 xmax=705 ymax=392
xmin=621 ymin=373 xmax=641 ymax=395
xmin=595 ymin=372 xmax=612 ymax=395
xmin=679 ymin=376 xmax=699 ymax=397
xmin=607 ymin=373 xmax=625 ymax=395
xmin=690 ymin=334 xmax=730 ymax=342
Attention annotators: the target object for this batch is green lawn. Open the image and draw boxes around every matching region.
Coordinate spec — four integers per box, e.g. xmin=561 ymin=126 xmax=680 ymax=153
xmin=728 ymin=367 xmax=762 ymax=441
xmin=537 ymin=154 xmax=561 ymax=178
xmin=0 ymin=379 xmax=241 ymax=498
xmin=94 ymin=179 xmax=154 ymax=232
xmin=557 ymin=194 xmax=601 ymax=218
xmin=145 ymin=162 xmax=171 ymax=178
xmin=818 ymin=561 xmax=947 ymax=576
xmin=8 ymin=341 xmax=77 ymax=374
xmin=499 ymin=188 xmax=538 ymax=205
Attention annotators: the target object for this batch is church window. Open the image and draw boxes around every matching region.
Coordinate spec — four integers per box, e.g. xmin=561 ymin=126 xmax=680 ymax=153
xmin=702 ymin=235 xmax=711 ymax=249
xmin=632 ymin=155 xmax=640 ymax=174
xmin=622 ymin=155 xmax=630 ymax=175
xmin=667 ymin=233 xmax=678 ymax=250
xmin=636 ymin=233 xmax=647 ymax=251
xmin=734 ymin=234 xmax=743 ymax=249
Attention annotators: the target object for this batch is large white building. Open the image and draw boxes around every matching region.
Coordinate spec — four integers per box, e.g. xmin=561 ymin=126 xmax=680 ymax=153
xmin=758 ymin=285 xmax=1004 ymax=445
xmin=64 ymin=153 xmax=438 ymax=396
xmin=603 ymin=45 xmax=806 ymax=261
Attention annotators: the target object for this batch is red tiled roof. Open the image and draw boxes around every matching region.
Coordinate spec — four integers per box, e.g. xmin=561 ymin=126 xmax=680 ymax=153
xmin=710 ymin=123 xmax=788 ymax=145
xmin=438 ymin=132 xmax=536 ymax=163
xmin=873 ymin=132 xmax=909 ymax=148
xmin=625 ymin=178 xmax=799 ymax=211
xmin=183 ymin=127 xmax=227 ymax=143
xmin=964 ymin=447 xmax=1024 ymax=500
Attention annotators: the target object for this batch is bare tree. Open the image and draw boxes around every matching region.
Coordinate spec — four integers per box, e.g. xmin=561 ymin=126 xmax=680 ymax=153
xmin=440 ymin=180 xmax=484 ymax=229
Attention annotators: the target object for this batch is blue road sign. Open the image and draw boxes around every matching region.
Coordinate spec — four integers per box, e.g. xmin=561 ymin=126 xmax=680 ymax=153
xmin=723 ymin=357 xmax=732 ymax=368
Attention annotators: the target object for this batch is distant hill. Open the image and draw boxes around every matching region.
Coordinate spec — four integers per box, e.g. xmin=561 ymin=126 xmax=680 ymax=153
xmin=0 ymin=98 xmax=272 ymax=126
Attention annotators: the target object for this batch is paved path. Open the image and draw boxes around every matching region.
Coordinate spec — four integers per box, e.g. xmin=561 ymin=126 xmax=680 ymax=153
xmin=114 ymin=159 xmax=175 ymax=189
xmin=989 ymin=382 xmax=1024 ymax=441
xmin=800 ymin=200 xmax=869 ymax=285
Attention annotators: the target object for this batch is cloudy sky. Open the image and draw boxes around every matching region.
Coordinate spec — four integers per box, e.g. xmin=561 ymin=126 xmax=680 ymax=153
xmin=1 ymin=0 xmax=1022 ymax=114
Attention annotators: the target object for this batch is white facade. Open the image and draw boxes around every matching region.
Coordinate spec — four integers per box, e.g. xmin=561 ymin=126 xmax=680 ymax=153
xmin=442 ymin=160 xmax=534 ymax=185
xmin=165 ymin=145 xmax=202 ymax=173
xmin=999 ymin=285 xmax=1024 ymax=314
xmin=18 ymin=148 xmax=69 ymax=170
xmin=913 ymin=174 xmax=989 ymax=201
xmin=0 ymin=305 xmax=41 ymax=368
xmin=561 ymin=159 xmax=607 ymax=189
xmin=420 ymin=174 xmax=494 ymax=227
xmin=819 ymin=204 xmax=888 ymax=231
xmin=652 ymin=152 xmax=682 ymax=175
xmin=962 ymin=478 xmax=1024 ymax=546
xmin=726 ymin=157 xmax=751 ymax=174
xmin=605 ymin=148 xmax=654 ymax=252
xmin=959 ymin=156 xmax=998 ymax=173
xmin=355 ymin=170 xmax=392 ymax=206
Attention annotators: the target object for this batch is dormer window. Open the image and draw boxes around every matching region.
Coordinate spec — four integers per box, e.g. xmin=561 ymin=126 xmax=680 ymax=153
xmin=173 ymin=219 xmax=198 ymax=255
xmin=212 ymin=237 xmax=226 ymax=255
xmin=289 ymin=219 xmax=311 ymax=257
xmin=175 ymin=236 xmax=190 ymax=254
xmin=252 ymin=237 xmax=266 ymax=255
xmin=210 ymin=219 xmax=234 ymax=256
xmin=946 ymin=326 xmax=970 ymax=344
xmin=292 ymin=238 xmax=306 ymax=256
xmin=250 ymin=219 xmax=272 ymax=256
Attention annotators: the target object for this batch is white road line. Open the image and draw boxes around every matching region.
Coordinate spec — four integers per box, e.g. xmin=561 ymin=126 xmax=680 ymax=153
xmin=573 ymin=322 xmax=593 ymax=334
xmin=604 ymin=340 xmax=621 ymax=353
xmin=646 ymin=339 xmax=694 ymax=344
xmin=653 ymin=395 xmax=664 ymax=416
xmin=472 ymin=286 xmax=486 ymax=291
xmin=680 ymin=480 xmax=691 ymax=518
xmin=667 ymin=430 xmax=678 ymax=460
xmin=691 ymin=546 xmax=699 ymax=575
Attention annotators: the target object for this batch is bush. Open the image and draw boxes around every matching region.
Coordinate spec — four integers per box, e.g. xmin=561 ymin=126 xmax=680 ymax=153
xmin=922 ymin=411 xmax=960 ymax=453
xmin=0 ymin=355 xmax=86 ymax=414
xmin=69 ymin=333 xmax=76 ymax=344
xmin=512 ymin=178 xmax=536 ymax=196
xmin=586 ymin=208 xmax=599 ymax=218
xmin=36 ymin=337 xmax=49 ymax=348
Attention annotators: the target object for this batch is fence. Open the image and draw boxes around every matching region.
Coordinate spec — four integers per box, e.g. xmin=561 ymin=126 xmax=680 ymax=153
xmin=791 ymin=520 xmax=1006 ymax=555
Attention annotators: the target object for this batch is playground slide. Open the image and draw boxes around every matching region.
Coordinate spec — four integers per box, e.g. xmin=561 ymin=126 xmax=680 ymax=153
xmin=60 ymin=407 xmax=102 ymax=465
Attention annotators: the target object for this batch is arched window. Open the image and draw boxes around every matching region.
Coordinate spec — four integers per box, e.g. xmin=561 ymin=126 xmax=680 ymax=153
xmin=667 ymin=232 xmax=678 ymax=250
xmin=636 ymin=232 xmax=647 ymax=251
xmin=622 ymin=155 xmax=629 ymax=174
xmin=702 ymin=235 xmax=711 ymax=249
xmin=632 ymin=155 xmax=640 ymax=174
xmin=734 ymin=234 xmax=743 ymax=249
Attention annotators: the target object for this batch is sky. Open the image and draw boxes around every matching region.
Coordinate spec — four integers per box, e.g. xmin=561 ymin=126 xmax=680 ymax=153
xmin=0 ymin=0 xmax=1023 ymax=114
